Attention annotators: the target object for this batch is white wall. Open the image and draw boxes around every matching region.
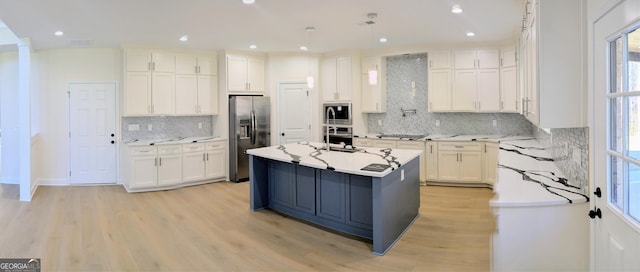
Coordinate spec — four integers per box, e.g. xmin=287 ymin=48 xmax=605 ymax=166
xmin=34 ymin=48 xmax=122 ymax=184
xmin=0 ymin=51 xmax=19 ymax=184
xmin=266 ymin=53 xmax=321 ymax=143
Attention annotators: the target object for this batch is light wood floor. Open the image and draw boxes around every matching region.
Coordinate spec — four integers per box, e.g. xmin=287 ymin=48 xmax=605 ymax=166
xmin=0 ymin=182 xmax=494 ymax=271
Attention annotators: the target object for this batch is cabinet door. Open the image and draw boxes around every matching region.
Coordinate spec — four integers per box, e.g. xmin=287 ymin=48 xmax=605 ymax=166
xmin=454 ymin=50 xmax=477 ymax=69
xmin=175 ymin=74 xmax=198 ymax=115
xmin=182 ymin=151 xmax=205 ymax=182
xmin=151 ymin=51 xmax=175 ymax=73
xmin=130 ymin=154 xmax=158 ymax=188
xmin=158 ymin=153 xmax=182 ymax=186
xmin=151 ymin=72 xmax=175 ymax=115
xmin=425 ymin=143 xmax=439 ymax=181
xmin=316 ymin=169 xmax=346 ymax=223
xmin=428 ymin=50 xmax=451 ymax=69
xmin=346 ymin=175 xmax=373 ymax=230
xmin=322 ymin=58 xmax=338 ymax=101
xmin=205 ymin=147 xmax=226 ymax=179
xmin=269 ymin=160 xmax=295 ymax=208
xmin=175 ymin=54 xmax=198 ymax=75
xmin=361 ymin=56 xmax=385 ymax=112
xmin=336 ymin=56 xmax=352 ymax=101
xmin=437 ymin=151 xmax=459 ymax=181
xmin=476 ymin=49 xmax=500 ymax=69
xmin=293 ymin=165 xmax=316 ymax=214
xmin=125 ymin=72 xmax=151 ymax=116
xmin=501 ymin=47 xmax=517 ymax=67
xmin=452 ymin=70 xmax=477 ymax=111
xmin=477 ymin=69 xmax=500 ymax=112
xmin=428 ymin=69 xmax=452 ymax=111
xmin=248 ymin=57 xmax=265 ymax=92
xmin=484 ymin=143 xmax=499 ymax=185
xmin=126 ymin=50 xmax=151 ymax=72
xmin=198 ymin=75 xmax=216 ymax=115
xmin=500 ymin=67 xmax=519 ymax=112
xmin=352 ymin=138 xmax=371 ymax=147
xmin=197 ymin=55 xmax=216 ymax=76
xmin=370 ymin=139 xmax=397 ymax=148
xmin=459 ymin=152 xmax=482 ymax=182
xmin=227 ymin=55 xmax=248 ymax=92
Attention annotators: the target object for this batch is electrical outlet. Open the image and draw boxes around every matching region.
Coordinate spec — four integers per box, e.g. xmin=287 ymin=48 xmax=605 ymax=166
xmin=377 ymin=119 xmax=382 ymax=126
xmin=572 ymin=147 xmax=581 ymax=165
xmin=198 ymin=122 xmax=203 ymax=129
xmin=128 ymin=124 xmax=140 ymax=131
xmin=492 ymin=120 xmax=497 ymax=127
xmin=435 ymin=120 xmax=440 ymax=127
xmin=401 ymin=169 xmax=405 ymax=181
xmin=147 ymin=124 xmax=153 ymax=131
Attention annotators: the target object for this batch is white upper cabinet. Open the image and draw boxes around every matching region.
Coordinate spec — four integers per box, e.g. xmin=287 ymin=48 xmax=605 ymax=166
xmin=450 ymin=49 xmax=501 ymax=112
xmin=476 ymin=50 xmax=500 ymax=69
xmin=500 ymin=47 xmax=517 ymax=68
xmin=175 ymin=54 xmax=218 ymax=115
xmin=500 ymin=66 xmax=519 ymax=112
xmin=225 ymin=54 xmax=265 ymax=93
xmin=361 ymin=56 xmax=386 ymax=113
xmin=428 ymin=69 xmax=452 ymax=112
xmin=124 ymin=49 xmax=176 ymax=116
xmin=428 ymin=50 xmax=451 ymax=69
xmin=322 ymin=55 xmax=355 ymax=101
xmin=452 ymin=69 xmax=477 ymax=111
xmin=454 ymin=49 xmax=500 ymax=70
xmin=476 ymin=69 xmax=500 ymax=112
xmin=520 ymin=0 xmax=586 ymax=128
xmin=454 ymin=50 xmax=477 ymax=69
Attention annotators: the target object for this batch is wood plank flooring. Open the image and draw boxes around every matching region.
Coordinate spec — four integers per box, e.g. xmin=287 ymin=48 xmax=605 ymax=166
xmin=0 ymin=182 xmax=494 ymax=271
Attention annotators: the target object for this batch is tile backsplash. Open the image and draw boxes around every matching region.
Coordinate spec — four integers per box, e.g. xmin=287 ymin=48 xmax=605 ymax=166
xmin=365 ymin=53 xmax=534 ymax=136
xmin=121 ymin=116 xmax=214 ymax=142
xmin=535 ymin=127 xmax=589 ymax=192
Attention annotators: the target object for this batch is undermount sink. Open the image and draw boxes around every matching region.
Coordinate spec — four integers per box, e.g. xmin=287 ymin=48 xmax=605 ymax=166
xmin=329 ymin=146 xmax=361 ymax=153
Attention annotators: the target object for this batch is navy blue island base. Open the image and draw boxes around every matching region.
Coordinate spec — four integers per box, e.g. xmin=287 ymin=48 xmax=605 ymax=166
xmin=249 ymin=154 xmax=420 ymax=255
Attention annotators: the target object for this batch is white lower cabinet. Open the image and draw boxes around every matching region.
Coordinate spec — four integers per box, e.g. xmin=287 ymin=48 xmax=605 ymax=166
xmin=125 ymin=139 xmax=227 ymax=192
xmin=483 ymin=142 xmax=499 ymax=185
xmin=182 ymin=143 xmax=206 ymax=182
xmin=425 ymin=142 xmax=438 ymax=181
xmin=396 ymin=141 xmax=426 ymax=183
xmin=437 ymin=142 xmax=482 ymax=183
xmin=370 ymin=139 xmax=397 ymax=148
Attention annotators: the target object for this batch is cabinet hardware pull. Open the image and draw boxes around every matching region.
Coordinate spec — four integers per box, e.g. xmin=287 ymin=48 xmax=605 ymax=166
xmin=460 ymin=153 xmax=462 ymax=162
xmin=154 ymin=158 xmax=157 ymax=166
xmin=501 ymin=101 xmax=504 ymax=110
xmin=207 ymin=153 xmax=209 ymax=160
xmin=159 ymin=158 xmax=162 ymax=166
xmin=153 ymin=62 xmax=156 ymax=71
xmin=430 ymin=145 xmax=433 ymax=153
xmin=203 ymin=153 xmax=206 ymax=161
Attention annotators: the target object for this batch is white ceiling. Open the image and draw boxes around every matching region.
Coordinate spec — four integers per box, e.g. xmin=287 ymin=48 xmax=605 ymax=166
xmin=0 ymin=0 xmax=523 ymax=53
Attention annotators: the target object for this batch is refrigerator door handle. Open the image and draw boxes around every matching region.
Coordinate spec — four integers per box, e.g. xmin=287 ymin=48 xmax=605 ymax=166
xmin=250 ymin=110 xmax=257 ymax=145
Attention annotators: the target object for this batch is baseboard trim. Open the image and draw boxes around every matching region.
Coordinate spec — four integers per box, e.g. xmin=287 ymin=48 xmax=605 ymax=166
xmin=0 ymin=177 xmax=19 ymax=184
xmin=37 ymin=178 xmax=70 ymax=186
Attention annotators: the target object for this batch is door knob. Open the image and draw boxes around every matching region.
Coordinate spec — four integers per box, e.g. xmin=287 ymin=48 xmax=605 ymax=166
xmin=281 ymin=133 xmax=285 ymax=136
xmin=111 ymin=140 xmax=115 ymax=144
xmin=111 ymin=133 xmax=115 ymax=137
xmin=588 ymin=208 xmax=602 ymax=219
xmin=594 ymin=187 xmax=602 ymax=198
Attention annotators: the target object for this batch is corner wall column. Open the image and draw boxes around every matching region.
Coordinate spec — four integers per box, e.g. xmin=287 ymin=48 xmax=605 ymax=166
xmin=17 ymin=37 xmax=31 ymax=201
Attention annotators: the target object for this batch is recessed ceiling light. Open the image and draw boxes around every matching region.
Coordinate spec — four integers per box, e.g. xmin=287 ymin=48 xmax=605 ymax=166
xmin=179 ymin=35 xmax=189 ymax=42
xmin=249 ymin=44 xmax=257 ymax=49
xmin=54 ymin=30 xmax=64 ymax=36
xmin=379 ymin=37 xmax=388 ymax=43
xmin=243 ymin=0 xmax=255 ymax=4
xmin=466 ymin=32 xmax=475 ymax=37
xmin=299 ymin=46 xmax=308 ymax=51
xmin=451 ymin=4 xmax=463 ymax=14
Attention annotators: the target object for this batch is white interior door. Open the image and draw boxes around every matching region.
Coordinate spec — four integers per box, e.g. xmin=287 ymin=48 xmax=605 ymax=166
xmin=278 ymin=83 xmax=311 ymax=144
xmin=592 ymin=1 xmax=640 ymax=271
xmin=69 ymin=82 xmax=117 ymax=184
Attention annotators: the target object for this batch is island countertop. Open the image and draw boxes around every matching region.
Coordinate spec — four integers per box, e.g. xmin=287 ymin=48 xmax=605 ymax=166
xmin=246 ymin=142 xmax=422 ymax=178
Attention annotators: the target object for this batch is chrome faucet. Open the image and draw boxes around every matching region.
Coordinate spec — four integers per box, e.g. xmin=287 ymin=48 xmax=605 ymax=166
xmin=325 ymin=107 xmax=336 ymax=151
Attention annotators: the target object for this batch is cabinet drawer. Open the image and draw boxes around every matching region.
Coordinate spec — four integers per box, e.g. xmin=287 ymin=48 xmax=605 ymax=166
xmin=353 ymin=138 xmax=371 ymax=147
xmin=396 ymin=141 xmax=424 ymax=150
xmin=158 ymin=144 xmax=182 ymax=154
xmin=129 ymin=146 xmax=157 ymax=155
xmin=205 ymin=142 xmax=225 ymax=150
xmin=182 ymin=143 xmax=205 ymax=152
xmin=438 ymin=142 xmax=482 ymax=151
xmin=371 ymin=140 xmax=397 ymax=148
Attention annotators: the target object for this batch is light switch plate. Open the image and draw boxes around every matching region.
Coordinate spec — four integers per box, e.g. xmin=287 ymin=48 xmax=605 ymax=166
xmin=128 ymin=124 xmax=140 ymax=131
xmin=572 ymin=147 xmax=581 ymax=165
xmin=147 ymin=124 xmax=153 ymax=131
xmin=377 ymin=119 xmax=382 ymax=126
xmin=435 ymin=120 xmax=440 ymax=127
xmin=492 ymin=120 xmax=497 ymax=127
xmin=198 ymin=122 xmax=203 ymax=129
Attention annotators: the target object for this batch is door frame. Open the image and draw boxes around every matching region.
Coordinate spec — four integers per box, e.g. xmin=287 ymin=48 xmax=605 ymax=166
xmin=277 ymin=81 xmax=313 ymax=145
xmin=67 ymin=81 xmax=120 ymax=185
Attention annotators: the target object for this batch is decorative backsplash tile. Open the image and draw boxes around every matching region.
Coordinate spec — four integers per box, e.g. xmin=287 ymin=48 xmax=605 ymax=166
xmin=366 ymin=53 xmax=534 ymax=136
xmin=121 ymin=116 xmax=214 ymax=142
xmin=535 ymin=127 xmax=589 ymax=192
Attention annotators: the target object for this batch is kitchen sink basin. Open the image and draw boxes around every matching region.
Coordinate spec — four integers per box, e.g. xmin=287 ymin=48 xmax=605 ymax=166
xmin=329 ymin=146 xmax=361 ymax=153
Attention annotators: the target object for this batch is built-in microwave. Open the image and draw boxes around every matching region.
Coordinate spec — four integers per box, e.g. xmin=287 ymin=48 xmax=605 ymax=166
xmin=323 ymin=103 xmax=352 ymax=125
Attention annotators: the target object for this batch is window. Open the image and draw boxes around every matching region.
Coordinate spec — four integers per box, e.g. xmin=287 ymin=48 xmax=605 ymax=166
xmin=608 ymin=28 xmax=640 ymax=222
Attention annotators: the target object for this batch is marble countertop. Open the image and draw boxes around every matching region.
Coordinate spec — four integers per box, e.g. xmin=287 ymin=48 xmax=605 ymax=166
xmin=490 ymin=138 xmax=589 ymax=207
xmin=246 ymin=142 xmax=422 ymax=178
xmin=353 ymin=133 xmax=535 ymax=143
xmin=125 ymin=136 xmax=226 ymax=146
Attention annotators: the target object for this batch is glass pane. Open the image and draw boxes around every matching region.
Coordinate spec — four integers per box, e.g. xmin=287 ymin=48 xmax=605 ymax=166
xmin=611 ymin=97 xmax=624 ymax=153
xmin=611 ymin=156 xmax=624 ymax=209
xmin=628 ymin=29 xmax=640 ymax=92
xmin=612 ymin=37 xmax=622 ymax=93
xmin=627 ymin=97 xmax=640 ymax=160
xmin=630 ymin=162 xmax=640 ymax=222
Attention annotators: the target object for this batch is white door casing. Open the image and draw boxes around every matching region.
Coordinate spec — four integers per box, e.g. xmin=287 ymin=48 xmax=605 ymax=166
xmin=278 ymin=83 xmax=312 ymax=145
xmin=591 ymin=1 xmax=640 ymax=271
xmin=69 ymin=82 xmax=117 ymax=184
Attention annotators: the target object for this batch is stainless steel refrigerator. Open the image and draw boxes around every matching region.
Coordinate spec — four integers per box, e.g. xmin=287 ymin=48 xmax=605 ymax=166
xmin=229 ymin=95 xmax=271 ymax=182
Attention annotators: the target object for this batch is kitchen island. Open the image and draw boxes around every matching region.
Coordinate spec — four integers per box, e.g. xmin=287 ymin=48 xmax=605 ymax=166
xmin=246 ymin=142 xmax=422 ymax=255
